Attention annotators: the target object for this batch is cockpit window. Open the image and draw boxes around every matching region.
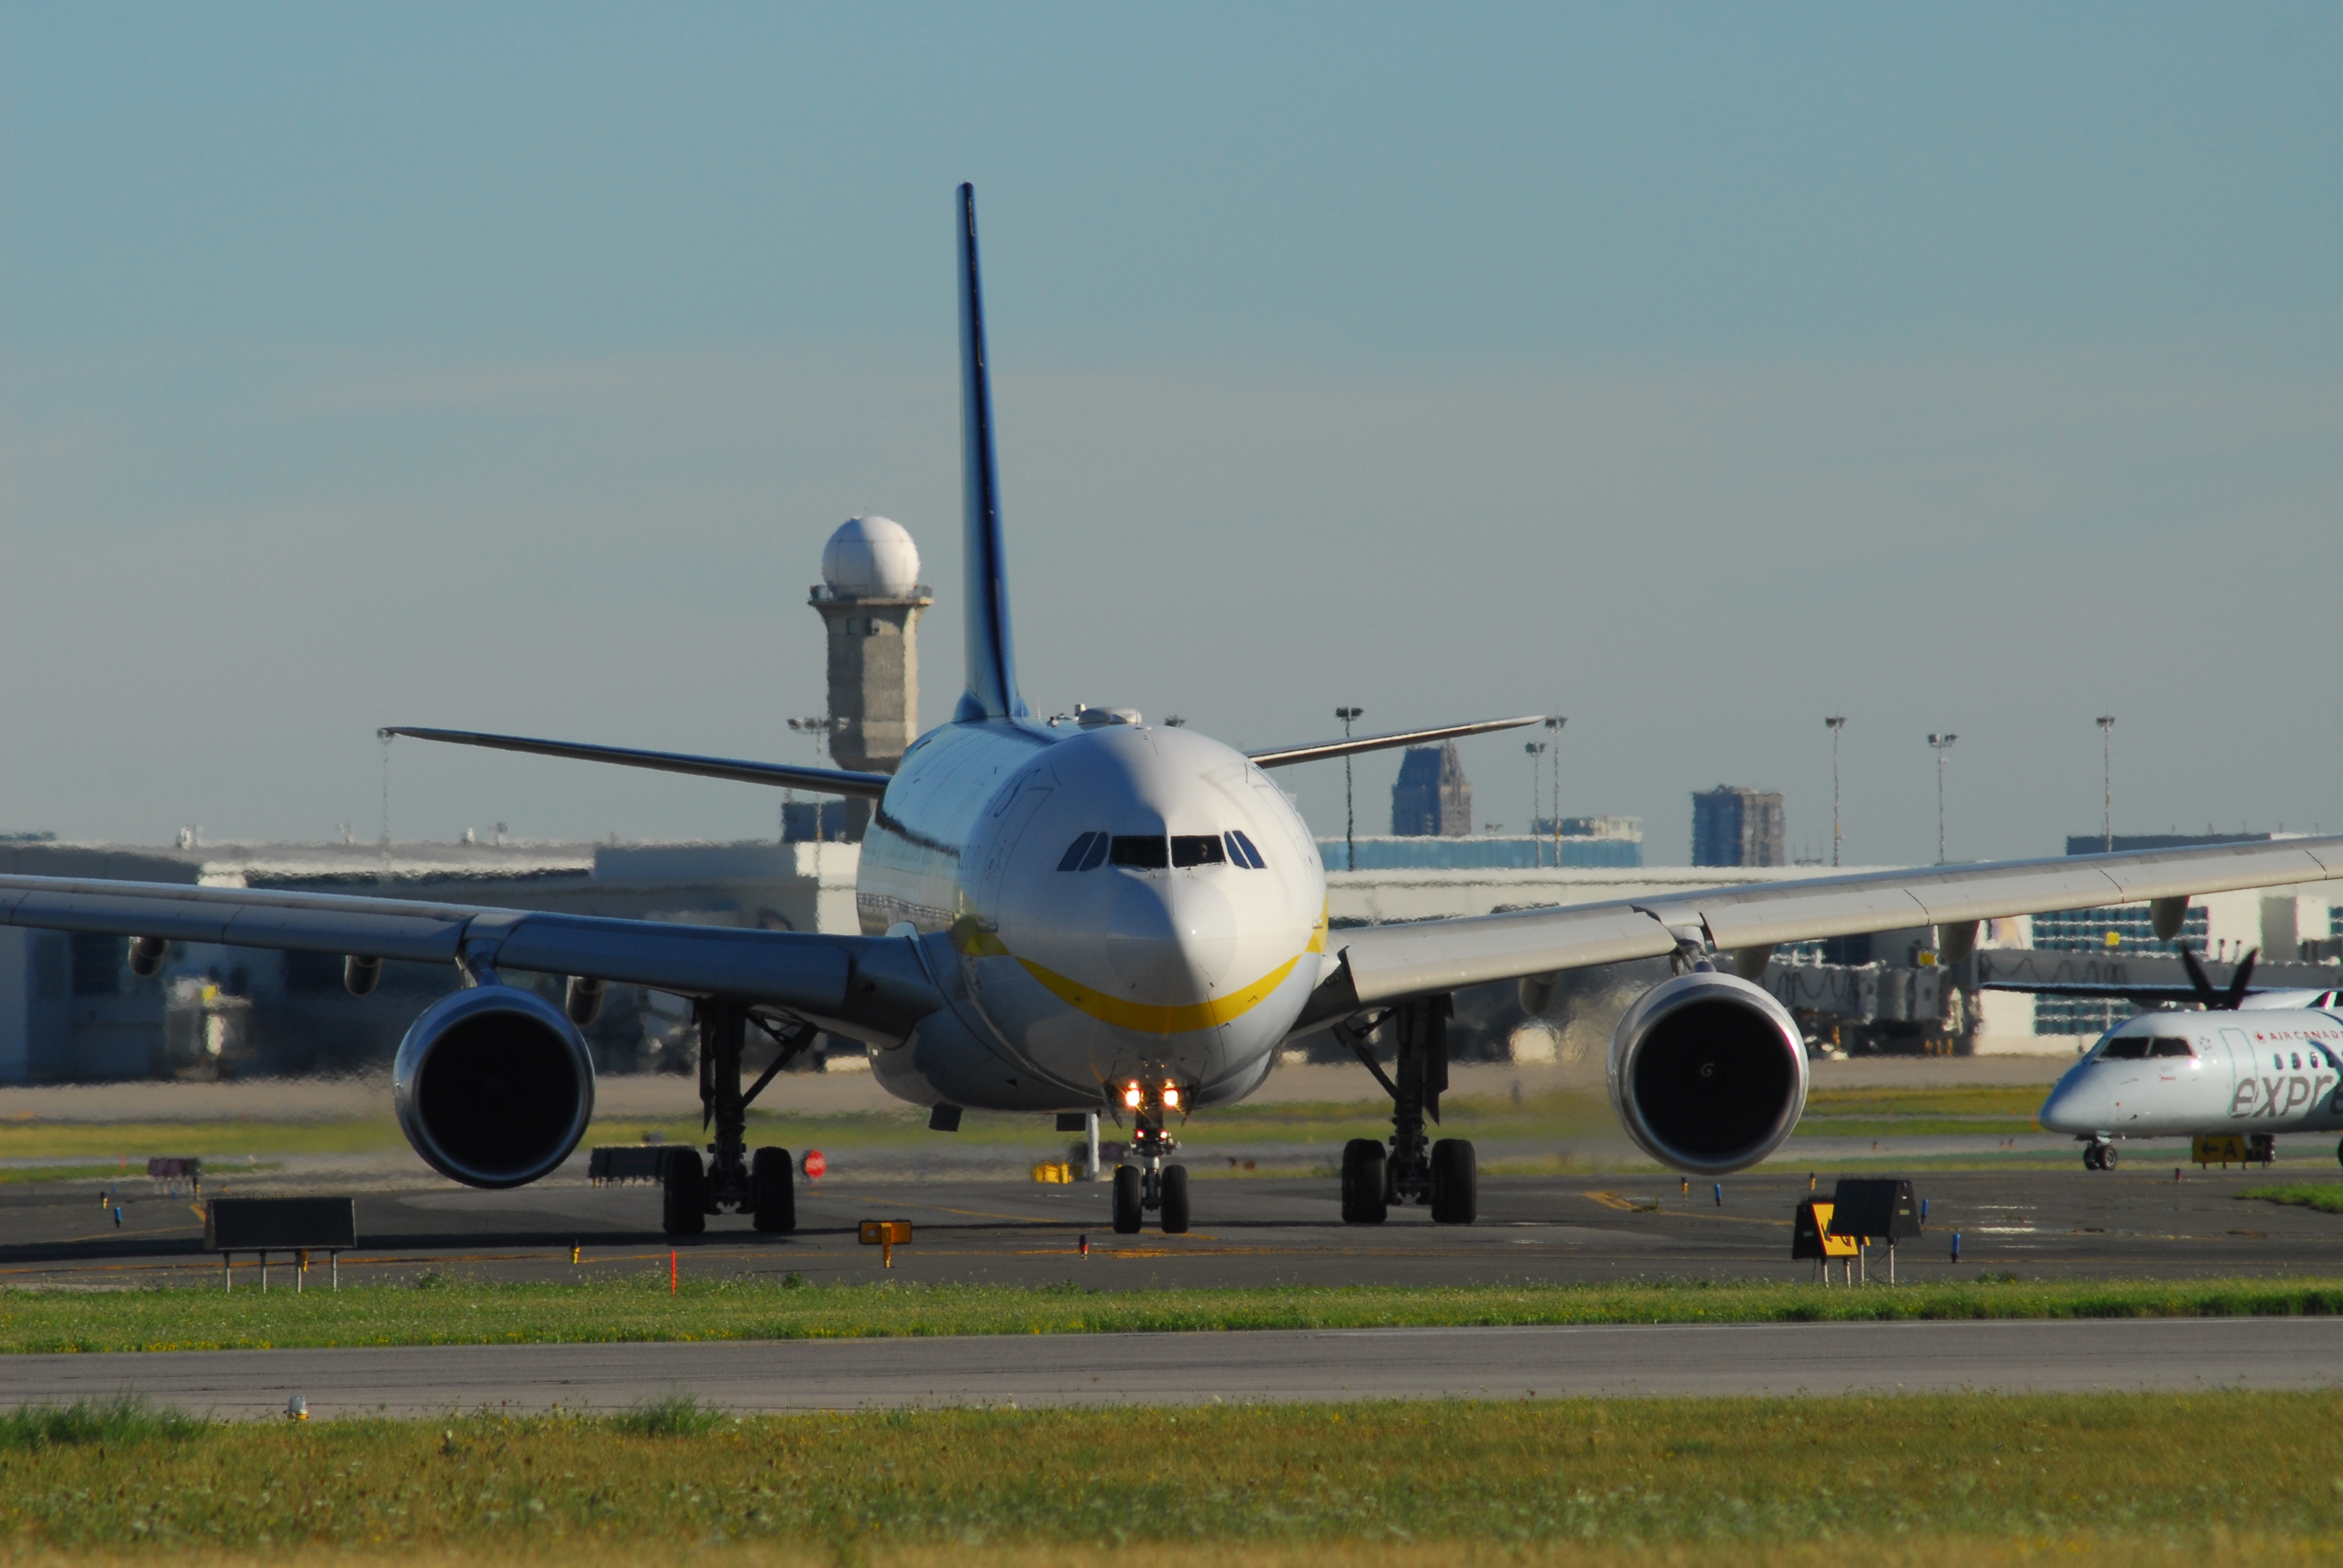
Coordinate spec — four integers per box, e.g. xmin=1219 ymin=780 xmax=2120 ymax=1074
xmin=1171 ymin=835 xmax=1226 ymax=868
xmin=1057 ymin=832 xmax=1099 ymax=872
xmin=1109 ymin=835 xmax=1169 ymax=869
xmin=2100 ymin=1037 xmax=2150 ymax=1059
xmin=1079 ymin=832 xmax=1110 ymax=871
xmin=1227 ymin=829 xmax=1266 ymax=869
xmin=2149 ymin=1037 xmax=2195 ymax=1059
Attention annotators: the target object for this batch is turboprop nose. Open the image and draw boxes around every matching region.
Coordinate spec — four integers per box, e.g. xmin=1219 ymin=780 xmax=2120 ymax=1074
xmin=2038 ymin=1069 xmax=2110 ymax=1135
xmin=1105 ymin=874 xmax=1237 ymax=1001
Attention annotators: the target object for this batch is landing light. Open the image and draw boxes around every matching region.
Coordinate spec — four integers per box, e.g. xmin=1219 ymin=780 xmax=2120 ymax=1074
xmin=1123 ymin=1084 xmax=1143 ymax=1108
xmin=1162 ymin=1086 xmax=1181 ymax=1109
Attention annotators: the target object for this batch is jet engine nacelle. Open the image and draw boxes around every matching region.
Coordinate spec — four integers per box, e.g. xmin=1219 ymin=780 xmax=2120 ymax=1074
xmin=393 ymin=985 xmax=595 ymax=1189
xmin=1607 ymin=971 xmax=1808 ymax=1177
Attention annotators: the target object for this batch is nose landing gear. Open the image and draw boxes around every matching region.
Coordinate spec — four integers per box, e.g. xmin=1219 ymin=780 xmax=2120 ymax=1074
xmin=1110 ymin=1087 xmax=1191 ymax=1235
xmin=2083 ymin=1138 xmax=2117 ymax=1171
xmin=1333 ymin=994 xmax=1476 ymax=1225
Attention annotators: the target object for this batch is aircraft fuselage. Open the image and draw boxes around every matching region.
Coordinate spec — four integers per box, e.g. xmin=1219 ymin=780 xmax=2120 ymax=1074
xmin=2040 ymin=1011 xmax=2343 ymax=1138
xmin=845 ymin=717 xmax=1330 ymax=1116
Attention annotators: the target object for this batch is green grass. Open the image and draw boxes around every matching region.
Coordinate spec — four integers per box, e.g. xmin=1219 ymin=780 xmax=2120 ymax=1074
xmin=0 ymin=1086 xmax=2052 ymax=1171
xmin=0 ymin=1116 xmax=405 ymax=1162
xmin=1 ymin=1391 xmax=2341 ymax=1558
xmin=1801 ymin=1085 xmax=2048 ymax=1119
xmin=13 ymin=1275 xmax=2343 ymax=1354
xmin=0 ymin=1394 xmax=206 ymax=1451
xmin=2242 ymin=1184 xmax=2343 ymax=1214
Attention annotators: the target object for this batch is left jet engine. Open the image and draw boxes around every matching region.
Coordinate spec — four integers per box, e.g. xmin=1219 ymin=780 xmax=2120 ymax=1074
xmin=1606 ymin=971 xmax=1809 ymax=1177
xmin=393 ymin=985 xmax=596 ymax=1189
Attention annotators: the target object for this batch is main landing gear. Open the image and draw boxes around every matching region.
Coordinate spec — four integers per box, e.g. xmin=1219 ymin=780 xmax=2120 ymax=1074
xmin=1112 ymin=1084 xmax=1190 ymax=1235
xmin=1334 ymin=995 xmax=1476 ymax=1226
xmin=2083 ymin=1138 xmax=2118 ymax=1171
xmin=661 ymin=998 xmax=817 ymax=1237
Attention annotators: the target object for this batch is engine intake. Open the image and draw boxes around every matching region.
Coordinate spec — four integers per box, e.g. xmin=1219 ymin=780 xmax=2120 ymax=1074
xmin=393 ymin=985 xmax=595 ymax=1189
xmin=1607 ymin=971 xmax=1807 ymax=1176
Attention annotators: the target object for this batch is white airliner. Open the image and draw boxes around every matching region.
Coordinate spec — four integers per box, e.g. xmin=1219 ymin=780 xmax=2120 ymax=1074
xmin=2034 ymin=949 xmax=2343 ymax=1169
xmin=4 ymin=185 xmax=2341 ymax=1240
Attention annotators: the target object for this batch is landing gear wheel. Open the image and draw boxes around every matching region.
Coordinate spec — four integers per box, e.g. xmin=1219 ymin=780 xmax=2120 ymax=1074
xmin=2102 ymin=1143 xmax=2119 ymax=1169
xmin=750 ymin=1146 xmax=796 ymax=1233
xmin=1112 ymin=1165 xmax=1144 ymax=1234
xmin=1429 ymin=1138 xmax=1477 ymax=1225
xmin=661 ymin=1148 xmax=707 ymax=1236
xmin=1340 ymin=1138 xmax=1388 ymax=1225
xmin=1160 ymin=1165 xmax=1191 ymax=1233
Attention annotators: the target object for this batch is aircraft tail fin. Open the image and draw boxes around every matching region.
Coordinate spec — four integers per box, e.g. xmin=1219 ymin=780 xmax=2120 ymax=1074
xmin=955 ymin=183 xmax=1026 ymax=722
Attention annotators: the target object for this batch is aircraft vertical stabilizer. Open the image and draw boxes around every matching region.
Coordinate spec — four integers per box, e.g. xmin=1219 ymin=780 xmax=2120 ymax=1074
xmin=955 ymin=183 xmax=1027 ymax=721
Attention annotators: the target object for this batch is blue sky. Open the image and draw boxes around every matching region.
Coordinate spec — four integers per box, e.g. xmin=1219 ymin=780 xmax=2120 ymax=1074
xmin=3 ymin=5 xmax=2338 ymax=863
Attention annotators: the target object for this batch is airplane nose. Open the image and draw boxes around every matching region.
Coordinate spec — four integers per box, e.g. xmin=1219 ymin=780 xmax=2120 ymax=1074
xmin=1105 ymin=875 xmax=1237 ymax=999
xmin=2038 ymin=1073 xmax=2103 ymax=1134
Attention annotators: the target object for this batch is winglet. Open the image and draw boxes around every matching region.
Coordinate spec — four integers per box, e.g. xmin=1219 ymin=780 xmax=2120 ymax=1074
xmin=955 ymin=183 xmax=1026 ymax=722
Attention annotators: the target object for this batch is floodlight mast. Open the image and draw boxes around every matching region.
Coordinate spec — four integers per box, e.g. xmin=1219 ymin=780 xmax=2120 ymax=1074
xmin=1524 ymin=742 xmax=1546 ymax=867
xmin=1927 ymin=731 xmax=1958 ymax=864
xmin=1824 ymin=716 xmax=1846 ymax=867
xmin=2097 ymin=714 xmax=2115 ymax=853
xmin=1544 ymin=716 xmax=1565 ymax=869
xmin=1335 ymin=706 xmax=1365 ymax=871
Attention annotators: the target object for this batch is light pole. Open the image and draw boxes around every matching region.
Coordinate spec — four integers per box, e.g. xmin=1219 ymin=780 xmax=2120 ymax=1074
xmin=1335 ymin=706 xmax=1364 ymax=871
xmin=1544 ymin=715 xmax=1565 ymax=867
xmin=1927 ymin=732 xmax=1958 ymax=864
xmin=788 ymin=716 xmax=835 ymax=840
xmin=1524 ymin=742 xmax=1547 ymax=866
xmin=1824 ymin=716 xmax=1847 ymax=867
xmin=2096 ymin=714 xmax=2115 ymax=853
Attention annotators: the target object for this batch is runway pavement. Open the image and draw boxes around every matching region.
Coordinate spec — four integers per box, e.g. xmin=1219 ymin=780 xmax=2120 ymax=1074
xmin=8 ymin=1317 xmax=2343 ymax=1416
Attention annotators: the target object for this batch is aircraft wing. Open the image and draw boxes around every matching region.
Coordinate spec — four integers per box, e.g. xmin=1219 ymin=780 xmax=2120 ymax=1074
xmin=382 ymin=727 xmax=893 ymax=798
xmin=1246 ymin=716 xmax=1545 ymax=769
xmin=1300 ymin=834 xmax=2343 ymax=1022
xmin=0 ymin=874 xmax=889 ymax=1016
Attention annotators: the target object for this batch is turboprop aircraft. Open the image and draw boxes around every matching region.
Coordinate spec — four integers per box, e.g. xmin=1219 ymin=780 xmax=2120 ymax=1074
xmin=2034 ymin=948 xmax=2343 ymax=1169
xmin=4 ymin=183 xmax=2342 ymax=1240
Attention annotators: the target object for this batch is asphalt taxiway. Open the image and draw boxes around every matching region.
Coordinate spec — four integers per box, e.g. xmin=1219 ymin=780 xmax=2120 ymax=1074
xmin=8 ymin=1160 xmax=2342 ymax=1291
xmin=10 ymin=1318 xmax=2343 ymax=1416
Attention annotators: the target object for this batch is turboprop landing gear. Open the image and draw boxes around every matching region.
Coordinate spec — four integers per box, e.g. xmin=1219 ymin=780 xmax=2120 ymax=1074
xmin=1110 ymin=1080 xmax=1190 ymax=1234
xmin=1334 ymin=995 xmax=1476 ymax=1225
xmin=2083 ymin=1138 xmax=2117 ymax=1171
xmin=660 ymin=999 xmax=818 ymax=1237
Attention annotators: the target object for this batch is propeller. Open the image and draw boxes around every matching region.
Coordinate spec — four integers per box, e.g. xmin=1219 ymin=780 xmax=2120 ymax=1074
xmin=2180 ymin=945 xmax=2259 ymax=1010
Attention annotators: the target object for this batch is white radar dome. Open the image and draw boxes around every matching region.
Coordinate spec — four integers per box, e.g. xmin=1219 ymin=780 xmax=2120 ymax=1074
xmin=821 ymin=515 xmax=922 ymax=598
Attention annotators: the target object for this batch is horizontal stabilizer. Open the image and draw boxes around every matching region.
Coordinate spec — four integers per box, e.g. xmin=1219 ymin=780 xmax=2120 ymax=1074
xmin=382 ymin=728 xmax=893 ymax=799
xmin=1247 ymin=715 xmax=1545 ymax=769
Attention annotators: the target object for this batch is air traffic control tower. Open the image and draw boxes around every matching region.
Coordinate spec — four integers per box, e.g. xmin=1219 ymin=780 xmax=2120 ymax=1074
xmin=810 ymin=515 xmax=932 ymax=841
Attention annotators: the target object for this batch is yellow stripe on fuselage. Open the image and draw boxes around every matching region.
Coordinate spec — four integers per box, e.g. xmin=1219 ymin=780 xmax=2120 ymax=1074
xmin=951 ymin=904 xmax=1320 ymax=1035
xmin=1015 ymin=952 xmax=1303 ymax=1036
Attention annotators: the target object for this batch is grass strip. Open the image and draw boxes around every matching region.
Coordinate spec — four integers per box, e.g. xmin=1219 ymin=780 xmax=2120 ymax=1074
xmin=0 ymin=1391 xmax=2340 ymax=1557
xmin=2242 ymin=1184 xmax=2343 ymax=1214
xmin=12 ymin=1275 xmax=2343 ymax=1354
